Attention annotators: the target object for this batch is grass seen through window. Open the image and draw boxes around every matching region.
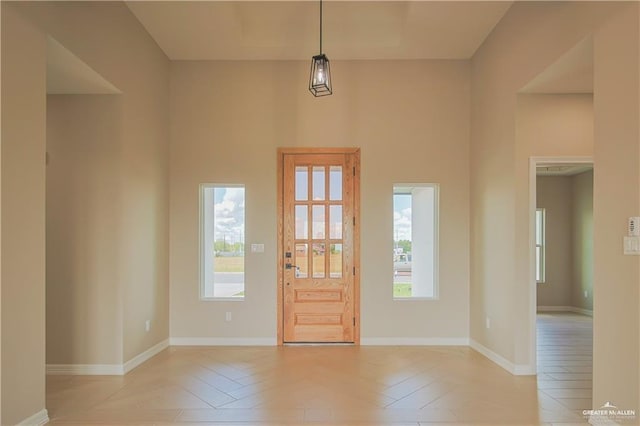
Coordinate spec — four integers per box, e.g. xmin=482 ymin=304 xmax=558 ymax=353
xmin=393 ymin=283 xmax=412 ymax=297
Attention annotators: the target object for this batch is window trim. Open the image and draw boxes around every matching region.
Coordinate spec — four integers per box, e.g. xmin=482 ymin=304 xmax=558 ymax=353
xmin=392 ymin=183 xmax=440 ymax=301
xmin=536 ymin=207 xmax=546 ymax=284
xmin=199 ymin=183 xmax=246 ymax=301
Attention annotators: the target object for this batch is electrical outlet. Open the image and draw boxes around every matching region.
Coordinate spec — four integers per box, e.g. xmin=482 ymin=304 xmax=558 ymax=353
xmin=486 ymin=317 xmax=491 ymax=329
xmin=145 ymin=320 xmax=150 ymax=332
xmin=584 ymin=290 xmax=588 ymax=299
xmin=225 ymin=312 xmax=232 ymax=322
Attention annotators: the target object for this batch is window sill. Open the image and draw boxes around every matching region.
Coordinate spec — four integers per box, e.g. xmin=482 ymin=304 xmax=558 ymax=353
xmin=393 ymin=297 xmax=439 ymax=301
xmin=200 ymin=297 xmax=245 ymax=302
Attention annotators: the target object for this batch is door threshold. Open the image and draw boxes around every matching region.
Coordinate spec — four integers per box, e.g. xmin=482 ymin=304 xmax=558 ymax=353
xmin=284 ymin=342 xmax=355 ymax=346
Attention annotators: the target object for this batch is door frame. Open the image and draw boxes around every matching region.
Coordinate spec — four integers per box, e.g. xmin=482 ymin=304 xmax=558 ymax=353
xmin=528 ymin=156 xmax=593 ymax=374
xmin=277 ymin=147 xmax=361 ymax=345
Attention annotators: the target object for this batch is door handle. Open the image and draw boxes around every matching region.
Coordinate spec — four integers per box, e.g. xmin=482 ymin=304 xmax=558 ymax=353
xmin=285 ymin=263 xmax=301 ymax=278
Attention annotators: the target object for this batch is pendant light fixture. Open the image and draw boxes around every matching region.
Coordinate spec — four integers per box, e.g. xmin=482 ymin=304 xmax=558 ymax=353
xmin=309 ymin=0 xmax=332 ymax=96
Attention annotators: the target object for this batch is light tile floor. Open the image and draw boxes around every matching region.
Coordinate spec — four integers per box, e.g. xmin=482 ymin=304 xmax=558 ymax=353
xmin=45 ymin=314 xmax=594 ymax=425
xmin=536 ymin=312 xmax=593 ymax=424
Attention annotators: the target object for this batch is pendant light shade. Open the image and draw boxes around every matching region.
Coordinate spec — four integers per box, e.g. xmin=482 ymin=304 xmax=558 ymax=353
xmin=309 ymin=54 xmax=332 ymax=96
xmin=309 ymin=0 xmax=332 ymax=97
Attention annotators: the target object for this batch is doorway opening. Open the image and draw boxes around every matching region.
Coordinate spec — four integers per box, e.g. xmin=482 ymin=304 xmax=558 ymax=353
xmin=530 ymin=158 xmax=594 ymax=409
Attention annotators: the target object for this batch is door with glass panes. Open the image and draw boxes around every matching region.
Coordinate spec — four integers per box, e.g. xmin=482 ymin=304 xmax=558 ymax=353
xmin=281 ymin=150 xmax=359 ymax=343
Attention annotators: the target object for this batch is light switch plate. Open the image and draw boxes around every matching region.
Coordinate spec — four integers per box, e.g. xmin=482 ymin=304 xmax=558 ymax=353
xmin=251 ymin=243 xmax=265 ymax=253
xmin=623 ymin=236 xmax=640 ymax=255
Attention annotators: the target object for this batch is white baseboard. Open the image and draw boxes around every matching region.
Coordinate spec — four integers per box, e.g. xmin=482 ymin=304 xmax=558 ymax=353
xmin=537 ymin=305 xmax=593 ymax=317
xmin=537 ymin=305 xmax=574 ymax=312
xmin=169 ymin=337 xmax=469 ymax=346
xmin=47 ymin=338 xmax=170 ymax=375
xmin=17 ymin=409 xmax=49 ymax=426
xmin=513 ymin=363 xmax=537 ymax=375
xmin=470 ymin=339 xmax=534 ymax=376
xmin=46 ymin=363 xmax=124 ymax=375
xmin=123 ymin=338 xmax=170 ymax=374
xmin=361 ymin=337 xmax=469 ymax=346
xmin=570 ymin=307 xmax=593 ymax=317
xmin=170 ymin=337 xmax=277 ymax=346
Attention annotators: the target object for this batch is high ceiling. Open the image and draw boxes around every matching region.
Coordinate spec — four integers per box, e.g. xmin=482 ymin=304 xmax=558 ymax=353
xmin=46 ymin=2 xmax=593 ymax=95
xmin=125 ymin=1 xmax=513 ymax=60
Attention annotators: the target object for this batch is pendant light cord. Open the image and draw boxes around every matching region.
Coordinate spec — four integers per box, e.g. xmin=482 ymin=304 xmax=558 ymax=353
xmin=319 ymin=0 xmax=323 ymax=54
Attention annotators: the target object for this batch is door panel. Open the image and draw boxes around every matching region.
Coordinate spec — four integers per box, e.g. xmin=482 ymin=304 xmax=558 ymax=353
xmin=282 ymin=152 xmax=358 ymax=343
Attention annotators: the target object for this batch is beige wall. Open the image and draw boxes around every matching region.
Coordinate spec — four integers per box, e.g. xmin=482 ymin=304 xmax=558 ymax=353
xmin=571 ymin=170 xmax=593 ymax=311
xmin=536 ymin=176 xmax=573 ymax=307
xmin=0 ymin=11 xmax=2 ymax=418
xmin=592 ymin=5 xmax=639 ymax=408
xmin=1 ymin=2 xmax=170 ymax=422
xmin=170 ymin=60 xmax=470 ymax=342
xmin=1 ymin=4 xmax=47 ymax=424
xmin=471 ymin=0 xmax=638 ymax=409
xmin=46 ymin=95 xmax=124 ymax=365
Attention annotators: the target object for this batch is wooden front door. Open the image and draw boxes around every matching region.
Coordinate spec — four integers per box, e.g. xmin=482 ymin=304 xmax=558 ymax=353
xmin=278 ymin=149 xmax=360 ymax=343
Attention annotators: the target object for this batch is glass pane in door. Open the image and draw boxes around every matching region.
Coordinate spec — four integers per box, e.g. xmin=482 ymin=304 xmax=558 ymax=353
xmin=296 ymin=243 xmax=308 ymax=278
xmin=295 ymin=167 xmax=308 ymax=201
xmin=329 ymin=166 xmax=342 ymax=200
xmin=295 ymin=205 xmax=308 ymax=239
xmin=312 ymin=167 xmax=326 ymax=200
xmin=312 ymin=243 xmax=325 ymax=278
xmin=329 ymin=205 xmax=342 ymax=239
xmin=330 ymin=243 xmax=342 ymax=278
xmin=312 ymin=205 xmax=325 ymax=239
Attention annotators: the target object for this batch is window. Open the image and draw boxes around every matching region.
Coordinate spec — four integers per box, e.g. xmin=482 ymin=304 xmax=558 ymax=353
xmin=393 ymin=184 xmax=438 ymax=299
xmin=536 ymin=208 xmax=545 ymax=283
xmin=201 ymin=184 xmax=245 ymax=299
